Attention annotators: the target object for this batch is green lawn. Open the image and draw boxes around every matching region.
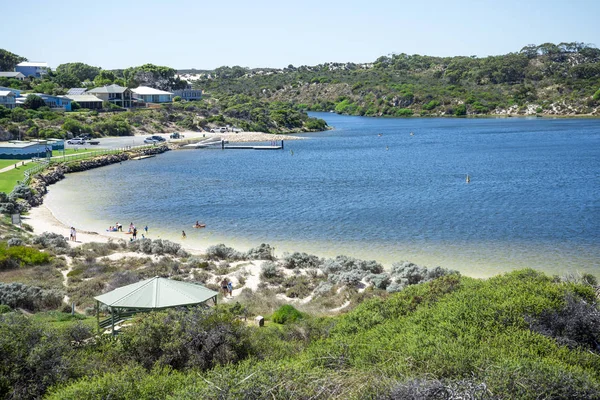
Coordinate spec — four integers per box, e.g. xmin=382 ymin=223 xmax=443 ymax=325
xmin=0 ymin=163 xmax=39 ymax=194
xmin=0 ymin=159 xmax=20 ymax=169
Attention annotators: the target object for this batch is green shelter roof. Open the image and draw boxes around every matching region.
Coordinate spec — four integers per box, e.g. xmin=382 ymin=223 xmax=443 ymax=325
xmin=94 ymin=276 xmax=218 ymax=309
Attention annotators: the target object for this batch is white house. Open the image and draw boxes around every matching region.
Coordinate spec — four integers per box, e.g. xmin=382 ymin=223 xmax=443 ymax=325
xmin=0 ymin=72 xmax=26 ymax=80
xmin=131 ymin=86 xmax=174 ymax=103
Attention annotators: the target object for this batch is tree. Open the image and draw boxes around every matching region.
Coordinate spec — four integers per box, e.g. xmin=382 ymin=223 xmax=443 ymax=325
xmin=23 ymin=94 xmax=46 ymax=110
xmin=54 ymin=72 xmax=80 ymax=89
xmin=123 ymin=64 xmax=187 ymax=90
xmin=93 ymin=70 xmax=117 ymax=87
xmin=0 ymin=49 xmax=26 ymax=71
xmin=55 ymin=62 xmax=100 ymax=82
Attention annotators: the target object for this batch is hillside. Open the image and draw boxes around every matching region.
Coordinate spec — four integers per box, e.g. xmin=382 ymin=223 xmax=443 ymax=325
xmin=0 ymin=218 xmax=599 ymax=398
xmin=192 ymin=42 xmax=600 ymax=117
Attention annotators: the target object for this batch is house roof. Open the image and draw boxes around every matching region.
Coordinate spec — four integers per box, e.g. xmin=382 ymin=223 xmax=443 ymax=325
xmin=94 ymin=276 xmax=218 ymax=309
xmin=65 ymin=94 xmax=103 ymax=103
xmin=0 ymin=141 xmax=46 ymax=149
xmin=67 ymin=88 xmax=88 ymax=95
xmin=0 ymin=72 xmax=25 ymax=78
xmin=0 ymin=91 xmax=16 ymax=97
xmin=16 ymin=62 xmax=48 ymax=68
xmin=131 ymin=86 xmax=174 ymax=96
xmin=88 ymin=84 xmax=129 ymax=94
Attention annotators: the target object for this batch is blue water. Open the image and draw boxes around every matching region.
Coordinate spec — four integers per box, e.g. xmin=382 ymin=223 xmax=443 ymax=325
xmin=46 ymin=114 xmax=600 ymax=277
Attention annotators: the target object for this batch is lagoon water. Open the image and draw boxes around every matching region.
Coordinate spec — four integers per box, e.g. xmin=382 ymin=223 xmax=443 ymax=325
xmin=45 ymin=113 xmax=599 ymax=277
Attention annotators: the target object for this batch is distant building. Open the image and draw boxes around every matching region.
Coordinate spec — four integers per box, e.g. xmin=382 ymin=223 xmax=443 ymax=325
xmin=0 ymin=90 xmax=17 ymax=109
xmin=87 ymin=84 xmax=132 ymax=108
xmin=172 ymin=87 xmax=202 ymax=101
xmin=34 ymin=94 xmax=72 ymax=111
xmin=0 ymin=71 xmax=26 ymax=81
xmin=0 ymin=86 xmax=21 ymax=96
xmin=131 ymin=86 xmax=174 ymax=103
xmin=0 ymin=141 xmax=48 ymax=159
xmin=65 ymin=94 xmax=103 ymax=109
xmin=15 ymin=62 xmax=49 ymax=78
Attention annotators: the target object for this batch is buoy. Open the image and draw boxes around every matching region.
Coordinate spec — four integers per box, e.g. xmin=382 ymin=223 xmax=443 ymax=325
xmin=466 ymin=174 xmax=471 ymax=183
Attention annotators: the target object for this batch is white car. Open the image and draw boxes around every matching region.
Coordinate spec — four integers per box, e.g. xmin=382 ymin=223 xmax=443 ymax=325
xmin=144 ymin=138 xmax=158 ymax=144
xmin=67 ymin=138 xmax=85 ymax=145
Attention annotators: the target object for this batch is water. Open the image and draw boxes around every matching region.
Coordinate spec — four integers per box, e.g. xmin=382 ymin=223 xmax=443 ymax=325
xmin=45 ymin=114 xmax=600 ymax=277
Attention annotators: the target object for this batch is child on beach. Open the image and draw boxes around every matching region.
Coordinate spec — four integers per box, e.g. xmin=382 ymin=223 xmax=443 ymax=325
xmin=227 ymin=281 xmax=233 ymax=297
xmin=221 ymin=278 xmax=229 ymax=296
xmin=182 ymin=230 xmax=186 ymax=239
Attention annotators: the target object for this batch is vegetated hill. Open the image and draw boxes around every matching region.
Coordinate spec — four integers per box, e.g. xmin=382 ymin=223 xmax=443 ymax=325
xmin=0 ymin=96 xmax=327 ymax=142
xmin=190 ymin=42 xmax=600 ymax=117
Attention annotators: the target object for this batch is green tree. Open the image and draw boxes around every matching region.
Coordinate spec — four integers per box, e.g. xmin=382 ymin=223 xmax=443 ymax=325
xmin=23 ymin=94 xmax=46 ymax=110
xmin=0 ymin=49 xmax=26 ymax=71
xmin=454 ymin=104 xmax=467 ymax=116
xmin=54 ymin=72 xmax=80 ymax=89
xmin=93 ymin=70 xmax=117 ymax=87
xmin=55 ymin=62 xmax=100 ymax=82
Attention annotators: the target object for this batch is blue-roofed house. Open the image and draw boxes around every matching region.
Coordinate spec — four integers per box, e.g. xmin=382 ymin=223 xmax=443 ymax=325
xmin=0 ymin=86 xmax=21 ymax=97
xmin=15 ymin=62 xmax=49 ymax=78
xmin=37 ymin=94 xmax=72 ymax=111
xmin=0 ymin=90 xmax=17 ymax=109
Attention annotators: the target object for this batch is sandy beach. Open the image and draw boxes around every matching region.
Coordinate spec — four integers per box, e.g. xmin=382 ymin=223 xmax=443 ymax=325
xmin=173 ymin=130 xmax=306 ymax=143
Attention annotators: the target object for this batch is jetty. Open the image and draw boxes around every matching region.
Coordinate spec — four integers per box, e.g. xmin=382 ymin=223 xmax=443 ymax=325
xmin=131 ymin=155 xmax=155 ymax=160
xmin=181 ymin=138 xmax=285 ymax=151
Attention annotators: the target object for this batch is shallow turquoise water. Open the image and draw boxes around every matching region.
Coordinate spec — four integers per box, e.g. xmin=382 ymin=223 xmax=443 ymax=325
xmin=45 ymin=114 xmax=600 ymax=277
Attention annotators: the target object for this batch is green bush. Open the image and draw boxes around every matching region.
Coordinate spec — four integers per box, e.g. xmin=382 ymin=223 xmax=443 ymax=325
xmin=272 ymin=304 xmax=304 ymax=324
xmin=0 ymin=242 xmax=51 ymax=270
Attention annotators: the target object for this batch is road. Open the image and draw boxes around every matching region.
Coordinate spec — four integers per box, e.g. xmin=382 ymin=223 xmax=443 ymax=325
xmin=64 ymin=133 xmax=171 ymax=150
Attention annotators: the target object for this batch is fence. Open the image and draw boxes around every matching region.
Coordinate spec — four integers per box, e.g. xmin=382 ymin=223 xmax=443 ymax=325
xmin=21 ymin=144 xmax=159 ymax=185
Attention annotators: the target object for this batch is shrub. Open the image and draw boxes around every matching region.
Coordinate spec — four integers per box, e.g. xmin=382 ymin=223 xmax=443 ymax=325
xmin=271 ymin=304 xmax=304 ymax=324
xmin=0 ymin=242 xmax=51 ymax=270
xmin=6 ymin=237 xmax=22 ymax=247
xmin=0 ymin=282 xmax=63 ymax=311
xmin=527 ymin=294 xmax=600 ymax=352
xmin=386 ymin=378 xmax=492 ymax=399
xmin=32 ymin=232 xmax=69 ymax=254
xmin=260 ymin=261 xmax=279 ymax=279
xmin=246 ymin=243 xmax=275 ymax=260
xmin=128 ymin=238 xmax=188 ymax=256
xmin=0 ymin=304 xmax=11 ymax=314
xmin=282 ymin=252 xmax=322 ymax=270
xmin=119 ymin=307 xmax=251 ymax=371
xmin=387 ymin=262 xmax=459 ymax=292
xmin=205 ymin=244 xmax=245 ymax=261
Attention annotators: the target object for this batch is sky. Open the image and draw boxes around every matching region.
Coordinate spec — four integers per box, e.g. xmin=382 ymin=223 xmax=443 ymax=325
xmin=2 ymin=0 xmax=598 ymax=71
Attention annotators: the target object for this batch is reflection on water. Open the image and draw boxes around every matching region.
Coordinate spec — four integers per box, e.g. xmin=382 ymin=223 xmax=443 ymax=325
xmin=45 ymin=114 xmax=600 ymax=277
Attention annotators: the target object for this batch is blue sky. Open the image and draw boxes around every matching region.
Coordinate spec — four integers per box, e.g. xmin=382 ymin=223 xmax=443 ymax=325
xmin=2 ymin=0 xmax=598 ymax=70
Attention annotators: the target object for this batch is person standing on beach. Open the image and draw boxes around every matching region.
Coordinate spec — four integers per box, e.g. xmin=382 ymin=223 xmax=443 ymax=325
xmin=227 ymin=281 xmax=233 ymax=297
xmin=144 ymin=225 xmax=148 ymax=234
xmin=221 ymin=278 xmax=229 ymax=296
xmin=71 ymin=227 xmax=76 ymax=242
xmin=133 ymin=227 xmax=137 ymax=240
xmin=69 ymin=227 xmax=74 ymax=241
xmin=182 ymin=230 xmax=186 ymax=239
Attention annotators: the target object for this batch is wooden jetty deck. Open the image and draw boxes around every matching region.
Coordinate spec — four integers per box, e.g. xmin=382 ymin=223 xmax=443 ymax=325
xmin=181 ymin=139 xmax=285 ymax=151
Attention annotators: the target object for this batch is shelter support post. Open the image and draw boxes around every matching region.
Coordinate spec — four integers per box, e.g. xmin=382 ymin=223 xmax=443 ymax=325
xmin=96 ymin=301 xmax=100 ymax=334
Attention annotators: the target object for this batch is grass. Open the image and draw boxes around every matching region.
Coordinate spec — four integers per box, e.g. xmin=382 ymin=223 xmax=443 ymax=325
xmin=0 ymin=159 xmax=20 ymax=169
xmin=0 ymin=163 xmax=39 ymax=194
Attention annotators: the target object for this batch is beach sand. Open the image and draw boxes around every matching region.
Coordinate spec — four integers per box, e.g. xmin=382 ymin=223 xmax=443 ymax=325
xmin=175 ymin=130 xmax=306 ymax=143
xmin=24 ymin=204 xmax=112 ymax=247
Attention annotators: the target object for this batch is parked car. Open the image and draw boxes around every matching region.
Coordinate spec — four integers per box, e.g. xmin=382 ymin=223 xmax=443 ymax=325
xmin=144 ymin=137 xmax=158 ymax=144
xmin=170 ymin=132 xmax=181 ymax=139
xmin=67 ymin=138 xmax=85 ymax=145
xmin=88 ymin=139 xmax=100 ymax=145
xmin=150 ymin=135 xmax=166 ymax=142
xmin=210 ymin=127 xmax=228 ymax=133
xmin=232 ymin=128 xmax=243 ymax=133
